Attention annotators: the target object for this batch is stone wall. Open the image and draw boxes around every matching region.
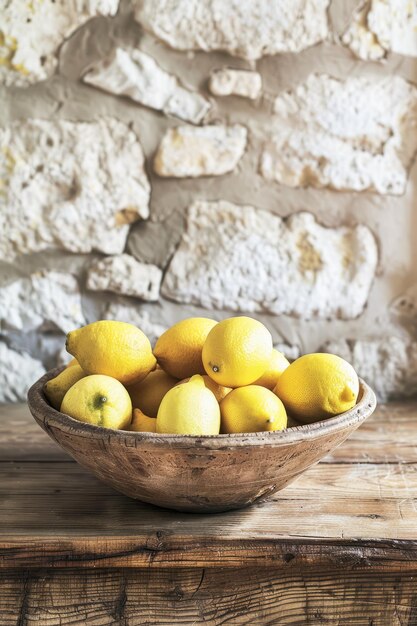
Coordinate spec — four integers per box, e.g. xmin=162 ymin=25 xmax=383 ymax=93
xmin=1 ymin=0 xmax=417 ymax=403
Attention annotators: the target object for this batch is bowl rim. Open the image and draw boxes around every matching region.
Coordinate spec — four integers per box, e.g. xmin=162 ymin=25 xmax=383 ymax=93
xmin=27 ymin=367 xmax=377 ymax=449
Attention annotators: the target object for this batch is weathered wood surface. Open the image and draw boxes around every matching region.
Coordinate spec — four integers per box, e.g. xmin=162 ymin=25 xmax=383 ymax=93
xmin=1 ymin=403 xmax=417 ymax=570
xmin=326 ymin=401 xmax=417 ymax=464
xmin=2 ymin=403 xmax=417 ymax=625
xmin=0 ymin=403 xmax=67 ymax=461
xmin=1 ymin=462 xmax=417 ymax=539
xmin=1 ymin=567 xmax=416 ymax=626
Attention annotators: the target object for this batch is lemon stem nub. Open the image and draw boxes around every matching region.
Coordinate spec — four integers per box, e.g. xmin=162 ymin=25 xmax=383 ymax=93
xmin=92 ymin=394 xmax=108 ymax=410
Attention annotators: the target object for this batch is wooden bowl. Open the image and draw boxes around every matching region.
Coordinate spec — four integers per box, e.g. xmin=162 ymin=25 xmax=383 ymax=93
xmin=28 ymin=368 xmax=376 ymax=513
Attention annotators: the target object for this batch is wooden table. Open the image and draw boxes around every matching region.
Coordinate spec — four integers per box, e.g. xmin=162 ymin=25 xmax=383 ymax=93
xmin=1 ymin=402 xmax=417 ymax=625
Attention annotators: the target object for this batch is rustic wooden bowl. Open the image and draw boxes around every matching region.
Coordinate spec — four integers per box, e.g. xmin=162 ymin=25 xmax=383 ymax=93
xmin=28 ymin=368 xmax=376 ymax=513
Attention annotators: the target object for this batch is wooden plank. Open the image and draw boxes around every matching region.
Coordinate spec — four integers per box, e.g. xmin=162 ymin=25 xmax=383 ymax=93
xmin=2 ymin=460 xmax=417 ymax=519
xmin=2 ymin=536 xmax=417 ymax=571
xmin=1 ymin=461 xmax=417 ymax=569
xmin=327 ymin=401 xmax=417 ymax=463
xmin=0 ymin=404 xmax=68 ymax=462
xmin=1 ymin=567 xmax=416 ymax=625
xmin=2 ymin=462 xmax=417 ymax=538
xmin=2 ymin=402 xmax=417 ymax=464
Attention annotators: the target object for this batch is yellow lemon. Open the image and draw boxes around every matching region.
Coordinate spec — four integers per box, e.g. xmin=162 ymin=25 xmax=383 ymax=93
xmin=61 ymin=374 xmax=132 ymax=429
xmin=202 ymin=316 xmax=273 ymax=387
xmin=44 ymin=364 xmax=86 ymax=410
xmin=153 ymin=317 xmax=217 ymax=379
xmin=177 ymin=374 xmax=232 ymax=403
xmin=274 ymin=353 xmax=359 ymax=423
xmin=66 ymin=320 xmax=156 ymax=385
xmin=253 ymin=349 xmax=290 ymax=390
xmin=65 ymin=358 xmax=79 ymax=368
xmin=156 ymin=375 xmax=220 ymax=435
xmin=220 ymin=385 xmax=287 ymax=434
xmin=129 ymin=408 xmax=156 ymax=433
xmin=127 ymin=369 xmax=178 ymax=417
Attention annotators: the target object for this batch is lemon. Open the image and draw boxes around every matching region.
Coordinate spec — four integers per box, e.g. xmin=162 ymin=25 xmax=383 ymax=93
xmin=253 ymin=349 xmax=290 ymax=390
xmin=154 ymin=317 xmax=217 ymax=379
xmin=177 ymin=374 xmax=232 ymax=403
xmin=66 ymin=320 xmax=156 ymax=385
xmin=274 ymin=353 xmax=359 ymax=423
xmin=65 ymin=358 xmax=79 ymax=368
xmin=156 ymin=374 xmax=220 ymax=435
xmin=44 ymin=364 xmax=86 ymax=410
xmin=127 ymin=369 xmax=178 ymax=417
xmin=220 ymin=385 xmax=287 ymax=433
xmin=202 ymin=316 xmax=273 ymax=387
xmin=129 ymin=408 xmax=156 ymax=433
xmin=61 ymin=374 xmax=132 ymax=429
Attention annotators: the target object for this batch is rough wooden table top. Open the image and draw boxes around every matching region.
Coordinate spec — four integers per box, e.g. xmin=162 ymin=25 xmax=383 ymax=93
xmin=1 ymin=402 xmax=417 ymax=571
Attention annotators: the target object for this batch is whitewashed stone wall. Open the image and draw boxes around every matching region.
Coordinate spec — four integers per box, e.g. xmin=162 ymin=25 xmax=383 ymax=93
xmin=260 ymin=74 xmax=417 ymax=194
xmin=1 ymin=0 xmax=416 ymax=402
xmin=343 ymin=0 xmax=417 ymax=60
xmin=0 ymin=1 xmax=120 ymax=86
xmin=162 ymin=202 xmax=378 ymax=319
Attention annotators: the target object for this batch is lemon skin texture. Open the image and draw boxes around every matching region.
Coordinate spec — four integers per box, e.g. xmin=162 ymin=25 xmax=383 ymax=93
xmin=129 ymin=408 xmax=156 ymax=433
xmin=220 ymin=385 xmax=287 ymax=434
xmin=61 ymin=374 xmax=132 ymax=430
xmin=177 ymin=374 xmax=232 ymax=403
xmin=156 ymin=375 xmax=220 ymax=435
xmin=274 ymin=353 xmax=359 ymax=424
xmin=127 ymin=369 xmax=178 ymax=417
xmin=66 ymin=320 xmax=156 ymax=385
xmin=254 ymin=349 xmax=290 ymax=390
xmin=202 ymin=316 xmax=273 ymax=387
xmin=154 ymin=317 xmax=217 ymax=379
xmin=44 ymin=364 xmax=85 ymax=410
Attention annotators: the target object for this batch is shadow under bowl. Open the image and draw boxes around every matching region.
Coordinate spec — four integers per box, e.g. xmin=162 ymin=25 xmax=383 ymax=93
xmin=28 ymin=368 xmax=377 ymax=513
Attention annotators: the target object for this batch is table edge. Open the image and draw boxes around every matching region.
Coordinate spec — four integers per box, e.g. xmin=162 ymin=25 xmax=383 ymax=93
xmin=2 ymin=535 xmax=417 ymax=570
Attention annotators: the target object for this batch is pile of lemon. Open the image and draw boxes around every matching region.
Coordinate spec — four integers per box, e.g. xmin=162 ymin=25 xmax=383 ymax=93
xmin=44 ymin=316 xmax=360 ymax=435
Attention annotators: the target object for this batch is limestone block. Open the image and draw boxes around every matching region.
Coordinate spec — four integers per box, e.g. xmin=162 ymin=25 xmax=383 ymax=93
xmin=162 ymin=201 xmax=378 ymax=320
xmin=0 ymin=0 xmax=119 ymax=86
xmin=0 ymin=271 xmax=85 ymax=334
xmin=343 ymin=0 xmax=417 ymax=60
xmin=323 ymin=337 xmax=417 ymax=401
xmin=86 ymin=254 xmax=162 ymax=301
xmin=0 ymin=342 xmax=45 ymax=403
xmin=209 ymin=68 xmax=262 ymax=100
xmin=154 ymin=126 xmax=247 ymax=178
xmin=134 ymin=0 xmax=330 ymax=60
xmin=390 ymin=284 xmax=417 ymax=335
xmin=104 ymin=303 xmax=167 ymax=345
xmin=260 ymin=74 xmax=417 ymax=195
xmin=0 ymin=118 xmax=150 ymax=260
xmin=83 ymin=47 xmax=210 ymax=124
xmin=342 ymin=3 xmax=385 ymax=60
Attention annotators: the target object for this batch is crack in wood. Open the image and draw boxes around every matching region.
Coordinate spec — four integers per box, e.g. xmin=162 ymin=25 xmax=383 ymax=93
xmin=16 ymin=570 xmax=31 ymax=626
xmin=111 ymin=572 xmax=127 ymax=623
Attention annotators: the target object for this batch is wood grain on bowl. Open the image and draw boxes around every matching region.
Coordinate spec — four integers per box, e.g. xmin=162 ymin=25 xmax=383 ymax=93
xmin=27 ymin=368 xmax=376 ymax=513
